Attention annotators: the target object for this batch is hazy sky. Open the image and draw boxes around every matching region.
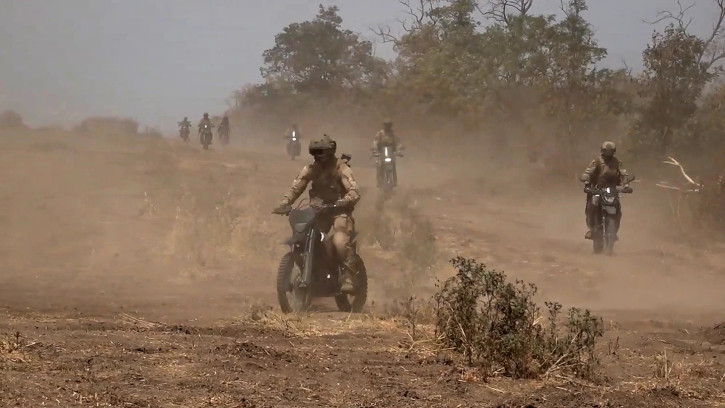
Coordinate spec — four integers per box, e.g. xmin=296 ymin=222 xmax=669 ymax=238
xmin=0 ymin=0 xmax=716 ymax=131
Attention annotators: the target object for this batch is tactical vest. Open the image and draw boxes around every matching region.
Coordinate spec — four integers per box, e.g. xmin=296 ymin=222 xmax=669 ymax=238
xmin=308 ymin=161 xmax=346 ymax=204
xmin=592 ymin=156 xmax=623 ymax=188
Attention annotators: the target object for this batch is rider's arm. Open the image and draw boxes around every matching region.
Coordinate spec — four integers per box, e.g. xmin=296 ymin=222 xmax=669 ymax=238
xmin=336 ymin=164 xmax=360 ymax=208
xmin=580 ymin=159 xmax=599 ymax=184
xmin=618 ymin=159 xmax=629 ymax=185
xmin=280 ymin=165 xmax=311 ymax=206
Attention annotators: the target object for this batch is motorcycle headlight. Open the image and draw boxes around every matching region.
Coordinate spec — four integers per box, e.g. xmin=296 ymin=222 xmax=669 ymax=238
xmin=384 ymin=157 xmax=392 ymax=162
xmin=292 ymin=137 xmax=297 ymax=141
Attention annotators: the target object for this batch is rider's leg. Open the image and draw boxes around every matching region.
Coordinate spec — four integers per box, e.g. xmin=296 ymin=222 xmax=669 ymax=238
xmin=585 ymin=194 xmax=597 ymax=239
xmin=332 ymin=214 xmax=356 ymax=291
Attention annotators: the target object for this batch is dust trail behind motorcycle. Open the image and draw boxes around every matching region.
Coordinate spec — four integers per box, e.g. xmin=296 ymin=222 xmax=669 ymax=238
xmin=1 ymin=128 xmax=724 ymax=407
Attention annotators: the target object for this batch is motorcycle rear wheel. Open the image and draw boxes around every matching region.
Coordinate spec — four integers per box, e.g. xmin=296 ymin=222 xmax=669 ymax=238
xmin=334 ymin=254 xmax=368 ymax=313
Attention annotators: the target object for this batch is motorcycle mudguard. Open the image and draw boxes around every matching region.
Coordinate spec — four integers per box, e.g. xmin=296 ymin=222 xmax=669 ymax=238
xmin=603 ymin=205 xmax=617 ymax=215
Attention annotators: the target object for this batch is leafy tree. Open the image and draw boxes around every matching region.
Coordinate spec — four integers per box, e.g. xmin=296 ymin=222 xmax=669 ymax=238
xmin=260 ymin=5 xmax=387 ymax=95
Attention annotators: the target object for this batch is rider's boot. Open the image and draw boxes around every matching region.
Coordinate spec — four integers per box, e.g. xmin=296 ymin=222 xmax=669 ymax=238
xmin=340 ymin=257 xmax=356 ymax=292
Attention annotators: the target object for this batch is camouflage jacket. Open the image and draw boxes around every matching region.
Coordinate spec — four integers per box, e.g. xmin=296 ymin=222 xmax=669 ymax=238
xmin=280 ymin=159 xmax=360 ymax=209
xmin=581 ymin=155 xmax=628 ymax=188
xmin=373 ymin=129 xmax=398 ymax=151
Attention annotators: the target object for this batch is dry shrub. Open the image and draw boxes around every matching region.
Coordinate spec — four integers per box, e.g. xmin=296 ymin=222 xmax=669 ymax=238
xmin=434 ymin=257 xmax=603 ymax=380
xmin=74 ymin=116 xmax=139 ymax=135
xmin=165 ymin=189 xmax=277 ymax=269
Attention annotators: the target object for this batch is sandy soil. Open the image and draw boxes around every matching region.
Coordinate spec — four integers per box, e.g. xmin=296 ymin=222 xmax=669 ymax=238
xmin=0 ymin=128 xmax=724 ymax=407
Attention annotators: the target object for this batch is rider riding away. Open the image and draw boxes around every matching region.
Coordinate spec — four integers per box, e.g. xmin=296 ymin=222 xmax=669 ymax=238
xmin=580 ymin=141 xmax=631 ymax=240
xmin=272 ymin=135 xmax=360 ymax=292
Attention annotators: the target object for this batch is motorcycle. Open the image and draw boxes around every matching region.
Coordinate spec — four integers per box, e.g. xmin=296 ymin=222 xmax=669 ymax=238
xmin=218 ymin=125 xmax=230 ymax=146
xmin=373 ymin=146 xmax=402 ymax=192
xmin=179 ymin=125 xmax=190 ymax=142
xmin=287 ymin=131 xmax=301 ymax=160
xmin=276 ymin=202 xmax=367 ymax=313
xmin=199 ymin=123 xmax=214 ymax=150
xmin=585 ymin=177 xmax=634 ymax=255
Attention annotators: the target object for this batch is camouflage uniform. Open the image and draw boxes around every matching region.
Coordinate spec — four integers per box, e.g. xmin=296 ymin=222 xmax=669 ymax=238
xmin=581 ymin=145 xmax=629 ymax=237
xmin=278 ymin=157 xmax=361 ymax=271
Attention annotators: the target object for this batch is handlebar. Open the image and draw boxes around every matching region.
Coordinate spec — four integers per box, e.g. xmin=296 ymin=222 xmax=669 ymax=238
xmin=584 ymin=185 xmax=633 ymax=195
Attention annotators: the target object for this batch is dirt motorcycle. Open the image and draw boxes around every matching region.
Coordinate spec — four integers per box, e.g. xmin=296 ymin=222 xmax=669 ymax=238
xmin=276 ymin=201 xmax=367 ymax=313
xmin=287 ymin=131 xmax=301 ymax=160
xmin=373 ymin=146 xmax=402 ymax=192
xmin=218 ymin=124 xmax=230 ymax=146
xmin=585 ymin=177 xmax=634 ymax=255
xmin=178 ymin=124 xmax=191 ymax=142
xmin=199 ymin=123 xmax=213 ymax=150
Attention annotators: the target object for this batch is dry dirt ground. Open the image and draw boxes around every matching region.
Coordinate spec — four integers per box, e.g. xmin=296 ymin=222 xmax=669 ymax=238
xmin=1 ymin=128 xmax=724 ymax=407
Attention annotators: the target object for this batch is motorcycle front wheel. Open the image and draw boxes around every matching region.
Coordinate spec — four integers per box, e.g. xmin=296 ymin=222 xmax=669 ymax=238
xmin=276 ymin=252 xmax=311 ymax=313
xmin=604 ymin=216 xmax=617 ymax=255
xmin=334 ymin=254 xmax=368 ymax=313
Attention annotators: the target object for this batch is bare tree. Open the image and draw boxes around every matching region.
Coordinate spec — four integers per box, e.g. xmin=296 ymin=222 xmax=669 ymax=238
xmin=645 ymin=0 xmax=725 ymax=71
xmin=372 ymin=0 xmax=443 ymax=45
xmin=477 ymin=0 xmax=533 ymax=25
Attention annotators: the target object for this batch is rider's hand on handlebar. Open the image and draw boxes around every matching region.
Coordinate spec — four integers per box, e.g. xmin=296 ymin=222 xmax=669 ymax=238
xmin=583 ymin=182 xmax=591 ymax=193
xmin=272 ymin=203 xmax=292 ymax=215
xmin=621 ymin=185 xmax=633 ymax=194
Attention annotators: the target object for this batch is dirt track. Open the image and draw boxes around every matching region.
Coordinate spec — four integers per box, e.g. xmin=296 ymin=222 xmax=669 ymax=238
xmin=1 ymin=129 xmax=724 ymax=407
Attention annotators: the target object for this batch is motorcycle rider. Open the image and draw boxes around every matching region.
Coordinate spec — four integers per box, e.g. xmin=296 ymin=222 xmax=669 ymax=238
xmin=372 ymin=119 xmax=402 ymax=187
xmin=178 ymin=116 xmax=191 ymax=129
xmin=177 ymin=117 xmax=191 ymax=139
xmin=580 ymin=141 xmax=631 ymax=240
xmin=198 ymin=112 xmax=213 ymax=143
xmin=219 ymin=115 xmax=230 ymax=132
xmin=272 ymin=134 xmax=361 ymax=292
xmin=284 ymin=123 xmax=302 ymax=141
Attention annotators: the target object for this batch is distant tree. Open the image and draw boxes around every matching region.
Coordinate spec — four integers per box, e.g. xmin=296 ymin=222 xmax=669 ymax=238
xmin=0 ymin=110 xmax=25 ymax=129
xmin=260 ymin=5 xmax=387 ymax=95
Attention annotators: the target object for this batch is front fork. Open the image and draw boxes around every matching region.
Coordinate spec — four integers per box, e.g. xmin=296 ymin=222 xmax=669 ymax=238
xmin=301 ymin=229 xmax=316 ymax=287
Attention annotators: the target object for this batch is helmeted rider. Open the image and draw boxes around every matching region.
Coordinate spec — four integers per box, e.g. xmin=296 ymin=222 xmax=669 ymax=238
xmin=580 ymin=141 xmax=631 ymax=240
xmin=284 ymin=123 xmax=301 ymax=141
xmin=219 ymin=115 xmax=230 ymax=130
xmin=372 ymin=119 xmax=402 ymax=187
xmin=178 ymin=116 xmax=191 ymax=129
xmin=272 ymin=134 xmax=360 ymax=292
xmin=198 ymin=113 xmax=212 ymax=131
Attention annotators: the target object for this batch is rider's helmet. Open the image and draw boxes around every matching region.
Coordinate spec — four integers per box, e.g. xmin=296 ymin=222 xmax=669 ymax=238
xmin=383 ymin=119 xmax=393 ymax=131
xmin=203 ymin=112 xmax=209 ymax=118
xmin=184 ymin=116 xmax=188 ymax=121
xmin=309 ymin=134 xmax=336 ymax=164
xmin=291 ymin=123 xmax=298 ymax=130
xmin=601 ymin=141 xmax=616 ymax=159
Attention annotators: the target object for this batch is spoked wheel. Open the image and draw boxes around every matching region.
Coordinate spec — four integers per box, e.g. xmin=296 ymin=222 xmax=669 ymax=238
xmin=592 ymin=225 xmax=604 ymax=254
xmin=276 ymin=252 xmax=311 ymax=313
xmin=604 ymin=217 xmax=617 ymax=255
xmin=334 ymin=254 xmax=368 ymax=313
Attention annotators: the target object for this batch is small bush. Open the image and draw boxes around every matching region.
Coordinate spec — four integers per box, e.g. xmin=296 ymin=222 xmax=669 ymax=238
xmin=434 ymin=257 xmax=603 ymax=380
xmin=0 ymin=110 xmax=25 ymax=129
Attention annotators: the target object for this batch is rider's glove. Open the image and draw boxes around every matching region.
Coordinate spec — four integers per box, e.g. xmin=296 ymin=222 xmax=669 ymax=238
xmin=583 ymin=182 xmax=591 ymax=193
xmin=272 ymin=203 xmax=292 ymax=215
xmin=334 ymin=199 xmax=347 ymax=209
xmin=622 ymin=185 xmax=633 ymax=194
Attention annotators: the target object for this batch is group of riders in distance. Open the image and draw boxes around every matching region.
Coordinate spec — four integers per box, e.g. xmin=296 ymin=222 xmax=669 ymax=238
xmin=177 ymin=115 xmax=633 ymax=314
xmin=177 ymin=113 xmax=230 ymax=150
